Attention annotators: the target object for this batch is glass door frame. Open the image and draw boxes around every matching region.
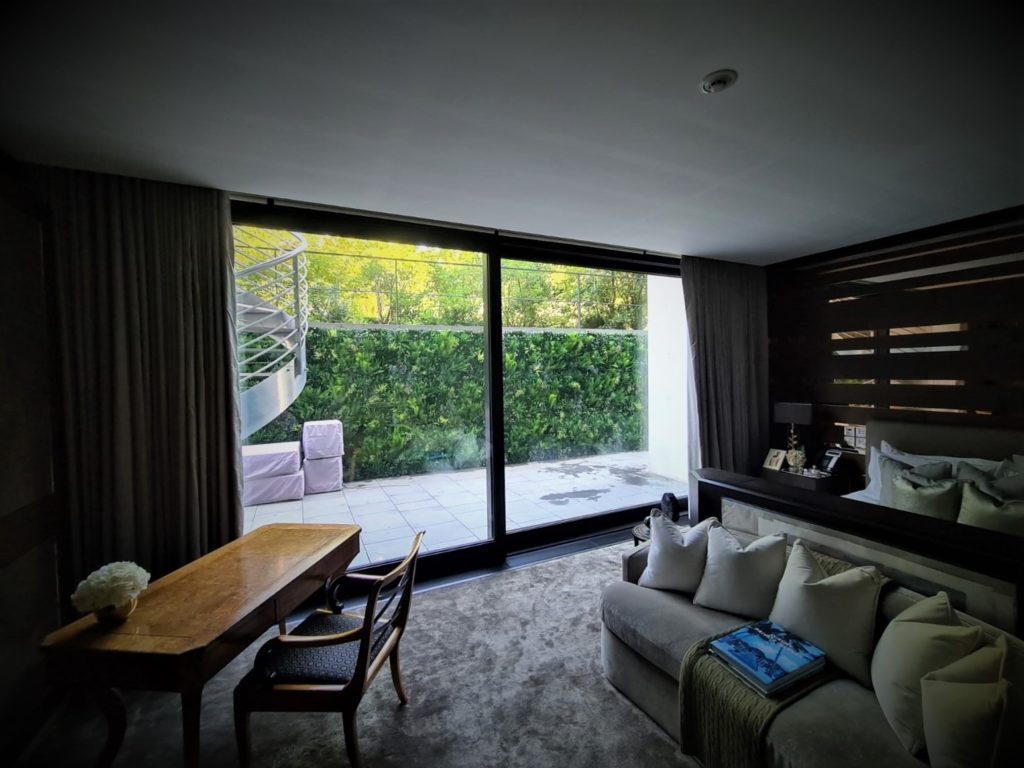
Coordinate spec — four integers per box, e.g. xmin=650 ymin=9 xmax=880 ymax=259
xmin=231 ymin=199 xmax=683 ymax=583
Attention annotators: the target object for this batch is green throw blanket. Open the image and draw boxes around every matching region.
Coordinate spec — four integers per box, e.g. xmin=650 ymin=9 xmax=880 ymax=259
xmin=678 ymin=551 xmax=854 ymax=768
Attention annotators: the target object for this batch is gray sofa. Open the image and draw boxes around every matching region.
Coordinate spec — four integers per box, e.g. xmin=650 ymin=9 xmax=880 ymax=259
xmin=601 ymin=540 xmax=1024 ymax=768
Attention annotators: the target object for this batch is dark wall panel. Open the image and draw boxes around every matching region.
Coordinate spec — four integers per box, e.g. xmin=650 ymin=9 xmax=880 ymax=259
xmin=767 ymin=207 xmax=1024 ymax=468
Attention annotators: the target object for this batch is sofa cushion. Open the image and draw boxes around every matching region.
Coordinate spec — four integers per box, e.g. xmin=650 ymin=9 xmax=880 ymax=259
xmin=601 ymin=581 xmax=742 ymax=680
xmin=638 ymin=514 xmax=717 ymax=593
xmin=921 ymin=637 xmax=1009 ymax=768
xmin=693 ymin=527 xmax=787 ymax=618
xmin=768 ymin=540 xmax=882 ymax=687
xmin=765 ymin=679 xmax=922 ymax=768
xmin=871 ymin=592 xmax=984 ymax=755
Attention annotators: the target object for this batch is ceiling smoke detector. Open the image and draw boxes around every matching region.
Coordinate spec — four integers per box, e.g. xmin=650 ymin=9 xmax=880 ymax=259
xmin=699 ymin=69 xmax=738 ymax=94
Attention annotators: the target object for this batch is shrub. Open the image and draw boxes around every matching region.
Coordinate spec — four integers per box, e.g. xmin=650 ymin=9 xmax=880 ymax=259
xmin=249 ymin=327 xmax=646 ymax=481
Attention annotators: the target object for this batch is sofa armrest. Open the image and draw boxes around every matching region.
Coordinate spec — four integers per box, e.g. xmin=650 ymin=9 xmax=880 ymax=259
xmin=622 ymin=543 xmax=650 ymax=584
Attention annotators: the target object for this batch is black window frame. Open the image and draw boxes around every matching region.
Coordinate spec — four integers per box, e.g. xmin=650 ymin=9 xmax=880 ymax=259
xmin=231 ymin=199 xmax=683 ymax=582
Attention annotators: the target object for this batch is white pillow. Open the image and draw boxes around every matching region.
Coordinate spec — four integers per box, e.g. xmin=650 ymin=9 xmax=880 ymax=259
xmin=921 ymin=637 xmax=1009 ymax=768
xmin=871 ymin=592 xmax=984 ymax=755
xmin=768 ymin=541 xmax=883 ymax=687
xmin=693 ymin=527 xmax=786 ymax=619
xmin=638 ymin=514 xmax=718 ymax=594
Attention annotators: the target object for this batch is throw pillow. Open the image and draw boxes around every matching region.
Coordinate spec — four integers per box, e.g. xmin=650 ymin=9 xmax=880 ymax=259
xmin=891 ymin=474 xmax=961 ymax=521
xmin=638 ymin=514 xmax=718 ymax=593
xmin=768 ymin=540 xmax=883 ymax=687
xmin=693 ymin=527 xmax=786 ymax=619
xmin=958 ymin=483 xmax=1024 ymax=537
xmin=871 ymin=592 xmax=984 ymax=755
xmin=921 ymin=637 xmax=1010 ymax=768
xmin=957 ymin=460 xmax=1021 ymax=484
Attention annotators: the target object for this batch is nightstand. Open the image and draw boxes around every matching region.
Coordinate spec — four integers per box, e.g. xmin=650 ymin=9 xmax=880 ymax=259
xmin=760 ymin=467 xmax=836 ymax=493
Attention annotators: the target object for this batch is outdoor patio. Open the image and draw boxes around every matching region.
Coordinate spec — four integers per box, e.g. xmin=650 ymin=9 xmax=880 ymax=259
xmin=243 ymin=450 xmax=681 ymax=566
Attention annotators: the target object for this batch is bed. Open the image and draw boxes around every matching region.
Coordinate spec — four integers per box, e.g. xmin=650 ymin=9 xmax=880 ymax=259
xmin=841 ymin=419 xmax=1024 ymax=540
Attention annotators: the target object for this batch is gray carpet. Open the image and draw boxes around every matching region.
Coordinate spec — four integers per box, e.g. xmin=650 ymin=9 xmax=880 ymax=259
xmin=19 ymin=542 xmax=694 ymax=768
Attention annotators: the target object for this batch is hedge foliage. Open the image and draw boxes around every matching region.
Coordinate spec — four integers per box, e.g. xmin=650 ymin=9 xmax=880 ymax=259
xmin=249 ymin=327 xmax=647 ymax=481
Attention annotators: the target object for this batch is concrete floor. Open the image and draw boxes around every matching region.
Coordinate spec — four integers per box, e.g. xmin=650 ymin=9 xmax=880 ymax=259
xmin=243 ymin=450 xmax=682 ymax=566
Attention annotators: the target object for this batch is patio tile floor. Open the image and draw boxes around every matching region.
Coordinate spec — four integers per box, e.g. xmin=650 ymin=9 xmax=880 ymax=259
xmin=243 ymin=450 xmax=682 ymax=567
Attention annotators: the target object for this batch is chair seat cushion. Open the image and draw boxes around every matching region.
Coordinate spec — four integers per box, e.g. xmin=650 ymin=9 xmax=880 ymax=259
xmin=253 ymin=612 xmax=394 ymax=686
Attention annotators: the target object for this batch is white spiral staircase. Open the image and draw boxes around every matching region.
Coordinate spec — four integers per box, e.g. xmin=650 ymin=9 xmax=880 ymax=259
xmin=234 ymin=228 xmax=309 ymax=439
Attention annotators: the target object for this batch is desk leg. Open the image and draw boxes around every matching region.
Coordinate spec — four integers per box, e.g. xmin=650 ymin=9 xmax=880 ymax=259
xmin=92 ymin=687 xmax=127 ymax=768
xmin=182 ymin=688 xmax=202 ymax=768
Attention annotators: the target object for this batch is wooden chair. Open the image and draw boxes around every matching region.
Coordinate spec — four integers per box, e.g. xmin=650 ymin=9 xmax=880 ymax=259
xmin=234 ymin=533 xmax=424 ymax=767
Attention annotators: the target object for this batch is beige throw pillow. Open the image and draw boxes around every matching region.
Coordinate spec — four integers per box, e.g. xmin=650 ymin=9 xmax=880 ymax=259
xmin=693 ymin=527 xmax=786 ymax=619
xmin=638 ymin=514 xmax=718 ymax=594
xmin=871 ymin=592 xmax=984 ymax=755
xmin=921 ymin=637 xmax=1010 ymax=768
xmin=768 ymin=540 xmax=883 ymax=687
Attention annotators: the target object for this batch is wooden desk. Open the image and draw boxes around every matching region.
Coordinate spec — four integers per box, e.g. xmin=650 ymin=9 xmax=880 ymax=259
xmin=41 ymin=523 xmax=360 ymax=768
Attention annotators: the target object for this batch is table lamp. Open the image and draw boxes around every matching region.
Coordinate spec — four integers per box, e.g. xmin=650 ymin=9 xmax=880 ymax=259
xmin=773 ymin=402 xmax=813 ymax=469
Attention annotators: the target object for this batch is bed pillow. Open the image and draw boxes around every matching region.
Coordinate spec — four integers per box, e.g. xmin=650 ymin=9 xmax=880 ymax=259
xmin=879 ymin=456 xmax=950 ymax=507
xmin=768 ymin=540 xmax=882 ymax=686
xmin=891 ymin=474 xmax=961 ymax=521
xmin=638 ymin=514 xmax=718 ymax=593
xmin=921 ymin=637 xmax=1009 ymax=768
xmin=881 ymin=440 xmax=1000 ymax=475
xmin=871 ymin=592 xmax=984 ymax=755
xmin=693 ymin=527 xmax=786 ymax=619
xmin=958 ymin=483 xmax=1024 ymax=537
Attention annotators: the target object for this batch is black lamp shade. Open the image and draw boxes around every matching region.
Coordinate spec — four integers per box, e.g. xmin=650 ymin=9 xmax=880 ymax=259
xmin=774 ymin=401 xmax=813 ymax=426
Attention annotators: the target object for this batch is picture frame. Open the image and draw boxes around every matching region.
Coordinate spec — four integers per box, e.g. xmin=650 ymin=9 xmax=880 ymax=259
xmin=763 ymin=448 xmax=786 ymax=470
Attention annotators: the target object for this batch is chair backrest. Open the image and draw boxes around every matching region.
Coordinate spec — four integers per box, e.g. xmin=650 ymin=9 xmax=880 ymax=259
xmin=352 ymin=532 xmax=424 ymax=692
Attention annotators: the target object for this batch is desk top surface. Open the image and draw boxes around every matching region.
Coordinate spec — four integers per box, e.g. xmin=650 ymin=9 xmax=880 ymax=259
xmin=42 ymin=524 xmax=360 ymax=657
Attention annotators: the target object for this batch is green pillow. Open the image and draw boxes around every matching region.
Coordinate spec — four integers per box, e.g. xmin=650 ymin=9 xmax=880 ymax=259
xmin=871 ymin=592 xmax=983 ymax=755
xmin=958 ymin=483 xmax=1024 ymax=537
xmin=921 ymin=637 xmax=1009 ymax=768
xmin=958 ymin=459 xmax=1022 ymax=483
xmin=891 ymin=474 xmax=961 ymax=521
xmin=879 ymin=456 xmax=951 ymax=507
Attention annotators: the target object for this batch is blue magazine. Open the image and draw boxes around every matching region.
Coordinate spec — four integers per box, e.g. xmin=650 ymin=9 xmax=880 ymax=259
xmin=710 ymin=621 xmax=825 ymax=692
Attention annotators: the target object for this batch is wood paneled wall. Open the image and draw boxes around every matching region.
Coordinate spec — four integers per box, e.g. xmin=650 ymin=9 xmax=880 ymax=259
xmin=767 ymin=207 xmax=1024 ymax=458
xmin=0 ymin=157 xmax=65 ymax=756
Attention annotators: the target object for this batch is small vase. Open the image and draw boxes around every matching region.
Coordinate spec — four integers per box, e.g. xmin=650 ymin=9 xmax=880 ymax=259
xmin=94 ymin=597 xmax=138 ymax=627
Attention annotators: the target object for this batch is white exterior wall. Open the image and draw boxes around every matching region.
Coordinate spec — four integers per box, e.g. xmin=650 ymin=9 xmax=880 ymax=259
xmin=646 ymin=275 xmax=689 ymax=482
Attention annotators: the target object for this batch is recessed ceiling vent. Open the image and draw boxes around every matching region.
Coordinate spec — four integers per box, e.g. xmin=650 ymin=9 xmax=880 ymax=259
xmin=699 ymin=69 xmax=738 ymax=94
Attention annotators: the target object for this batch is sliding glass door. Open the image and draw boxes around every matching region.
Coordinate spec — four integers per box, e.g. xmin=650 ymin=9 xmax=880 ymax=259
xmin=500 ymin=259 xmax=688 ymax=532
xmin=232 ymin=202 xmax=689 ymax=570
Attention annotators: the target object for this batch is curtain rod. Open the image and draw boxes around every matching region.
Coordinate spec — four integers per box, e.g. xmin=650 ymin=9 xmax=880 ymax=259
xmin=228 ymin=193 xmax=682 ymax=261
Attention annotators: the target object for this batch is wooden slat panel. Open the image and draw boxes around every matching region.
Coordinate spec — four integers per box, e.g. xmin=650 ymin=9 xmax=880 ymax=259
xmin=824 ymin=257 xmax=1024 ymax=301
xmin=784 ymin=231 xmax=1024 ymax=287
xmin=823 ymin=277 xmax=1024 ymax=329
xmin=814 ymin=383 xmax=1019 ymax=412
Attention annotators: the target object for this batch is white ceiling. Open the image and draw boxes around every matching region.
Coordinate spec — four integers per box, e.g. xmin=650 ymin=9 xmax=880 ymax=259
xmin=2 ymin=2 xmax=1021 ymax=264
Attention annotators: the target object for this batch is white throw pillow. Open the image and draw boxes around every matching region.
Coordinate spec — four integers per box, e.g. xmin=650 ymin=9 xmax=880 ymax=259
xmin=871 ymin=592 xmax=984 ymax=755
xmin=693 ymin=527 xmax=786 ymax=619
xmin=768 ymin=540 xmax=883 ymax=687
xmin=921 ymin=637 xmax=1010 ymax=768
xmin=638 ymin=514 xmax=718 ymax=594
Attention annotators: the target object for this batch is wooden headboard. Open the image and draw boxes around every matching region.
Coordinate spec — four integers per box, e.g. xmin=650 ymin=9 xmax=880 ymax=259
xmin=866 ymin=419 xmax=1024 ymax=461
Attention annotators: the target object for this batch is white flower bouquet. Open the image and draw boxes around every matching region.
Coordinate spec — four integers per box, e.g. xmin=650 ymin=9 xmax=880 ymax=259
xmin=70 ymin=561 xmax=151 ymax=613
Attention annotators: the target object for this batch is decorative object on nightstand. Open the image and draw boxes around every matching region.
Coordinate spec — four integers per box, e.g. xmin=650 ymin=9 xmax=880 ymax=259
xmin=774 ymin=402 xmax=813 ymax=470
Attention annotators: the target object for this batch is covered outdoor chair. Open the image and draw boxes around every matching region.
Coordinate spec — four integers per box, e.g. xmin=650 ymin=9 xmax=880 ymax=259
xmin=234 ymin=532 xmax=424 ymax=767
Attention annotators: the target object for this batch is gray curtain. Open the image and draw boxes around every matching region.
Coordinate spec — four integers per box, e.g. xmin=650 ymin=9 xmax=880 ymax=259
xmin=680 ymin=256 xmax=769 ymax=475
xmin=49 ymin=169 xmax=241 ymax=581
